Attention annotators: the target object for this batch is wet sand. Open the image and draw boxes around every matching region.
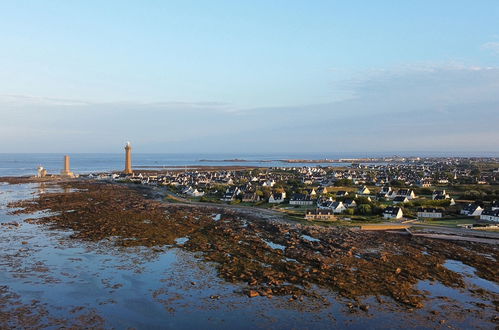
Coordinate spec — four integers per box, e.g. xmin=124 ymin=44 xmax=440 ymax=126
xmin=0 ymin=177 xmax=498 ymax=329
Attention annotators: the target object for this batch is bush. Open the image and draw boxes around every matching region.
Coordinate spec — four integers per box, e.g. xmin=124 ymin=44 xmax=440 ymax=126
xmin=334 ymin=179 xmax=354 ymax=187
xmin=357 ymin=204 xmax=372 ymax=215
xmin=343 ymin=208 xmax=355 ymax=215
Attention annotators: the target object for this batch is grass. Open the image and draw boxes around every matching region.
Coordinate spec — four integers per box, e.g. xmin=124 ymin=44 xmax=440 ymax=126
xmin=163 ymin=195 xmax=184 ymax=203
xmin=421 ymin=218 xmax=478 ymax=227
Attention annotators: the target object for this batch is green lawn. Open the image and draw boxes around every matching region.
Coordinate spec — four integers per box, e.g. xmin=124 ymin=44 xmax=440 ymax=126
xmin=421 ymin=218 xmax=478 ymax=227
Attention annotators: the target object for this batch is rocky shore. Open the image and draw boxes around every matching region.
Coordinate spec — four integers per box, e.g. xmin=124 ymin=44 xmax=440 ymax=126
xmin=1 ymin=177 xmax=498 ymax=327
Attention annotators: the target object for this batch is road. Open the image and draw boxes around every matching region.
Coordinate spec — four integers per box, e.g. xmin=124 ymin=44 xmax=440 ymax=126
xmin=412 ymin=224 xmax=499 ymax=239
xmin=130 ymin=183 xmax=499 ymax=243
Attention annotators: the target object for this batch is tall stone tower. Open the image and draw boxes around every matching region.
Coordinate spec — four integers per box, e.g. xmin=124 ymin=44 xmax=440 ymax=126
xmin=124 ymin=142 xmax=133 ymax=175
xmin=60 ymin=155 xmax=75 ymax=178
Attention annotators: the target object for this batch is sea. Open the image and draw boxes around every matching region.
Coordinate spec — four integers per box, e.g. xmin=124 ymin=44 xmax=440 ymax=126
xmin=1 ymin=151 xmax=498 ymax=177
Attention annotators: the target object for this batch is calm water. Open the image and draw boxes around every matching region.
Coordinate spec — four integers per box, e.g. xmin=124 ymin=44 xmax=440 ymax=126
xmin=0 ymin=153 xmax=351 ymax=177
xmin=1 ymin=182 xmax=497 ymax=328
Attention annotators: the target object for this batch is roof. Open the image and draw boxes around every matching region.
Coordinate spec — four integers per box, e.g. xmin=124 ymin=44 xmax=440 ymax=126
xmin=272 ymin=193 xmax=284 ymax=199
xmin=398 ymin=189 xmax=411 ymax=195
xmin=482 ymin=208 xmax=499 ymax=216
xmin=462 ymin=204 xmax=481 ymax=212
xmin=383 ymin=206 xmax=401 ymax=215
xmin=290 ymin=193 xmax=311 ymax=201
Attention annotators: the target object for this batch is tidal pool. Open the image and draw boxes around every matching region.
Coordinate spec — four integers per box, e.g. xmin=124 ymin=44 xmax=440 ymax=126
xmin=0 ymin=182 xmax=497 ymax=329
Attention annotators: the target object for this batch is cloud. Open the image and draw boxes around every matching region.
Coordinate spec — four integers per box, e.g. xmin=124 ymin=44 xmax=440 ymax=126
xmin=0 ymin=94 xmax=233 ymax=111
xmin=481 ymin=42 xmax=499 ymax=55
xmin=1 ymin=64 xmax=498 ymax=154
xmin=0 ymin=94 xmax=92 ymax=107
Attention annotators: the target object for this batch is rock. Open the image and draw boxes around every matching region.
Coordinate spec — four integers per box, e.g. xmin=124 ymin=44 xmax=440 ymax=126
xmin=248 ymin=290 xmax=259 ymax=298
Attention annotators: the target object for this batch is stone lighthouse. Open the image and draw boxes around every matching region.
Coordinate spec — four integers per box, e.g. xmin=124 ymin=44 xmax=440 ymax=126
xmin=124 ymin=142 xmax=133 ymax=175
xmin=60 ymin=155 xmax=75 ymax=178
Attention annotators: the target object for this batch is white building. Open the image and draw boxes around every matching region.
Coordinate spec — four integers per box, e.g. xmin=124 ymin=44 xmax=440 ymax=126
xmin=417 ymin=208 xmax=443 ymax=219
xmin=383 ymin=206 xmax=403 ymax=219
xmin=269 ymin=192 xmax=286 ymax=204
xmin=480 ymin=208 xmax=499 ymax=222
xmin=357 ymin=186 xmax=370 ymax=195
xmin=460 ymin=204 xmax=483 ymax=217
xmin=396 ymin=189 xmax=416 ymax=200
xmin=289 ymin=193 xmax=313 ymax=206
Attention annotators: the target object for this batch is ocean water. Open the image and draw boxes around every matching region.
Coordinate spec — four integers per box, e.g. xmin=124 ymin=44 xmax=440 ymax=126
xmin=1 ymin=151 xmax=498 ymax=177
xmin=0 ymin=153 xmax=345 ymax=177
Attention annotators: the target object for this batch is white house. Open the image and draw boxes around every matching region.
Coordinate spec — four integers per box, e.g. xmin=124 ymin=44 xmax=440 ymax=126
xmin=221 ymin=187 xmax=241 ymax=202
xmin=289 ymin=193 xmax=314 ymax=206
xmin=460 ymin=204 xmax=483 ymax=217
xmin=305 ymin=209 xmax=336 ymax=221
xmin=432 ymin=190 xmax=450 ymax=200
xmin=480 ymin=208 xmax=499 ymax=222
xmin=396 ymin=189 xmax=416 ymax=200
xmin=417 ymin=207 xmax=443 ymax=219
xmin=383 ymin=206 xmax=403 ymax=219
xmin=385 ymin=190 xmax=398 ymax=199
xmin=262 ymin=179 xmax=276 ymax=187
xmin=269 ymin=192 xmax=286 ymax=204
xmin=380 ymin=186 xmax=392 ymax=195
xmin=330 ymin=201 xmax=346 ymax=214
xmin=336 ymin=191 xmax=349 ymax=197
xmin=307 ymin=188 xmax=317 ymax=197
xmin=343 ymin=199 xmax=357 ymax=208
xmin=357 ymin=186 xmax=370 ymax=195
xmin=188 ymin=189 xmax=205 ymax=197
xmin=182 ymin=186 xmax=194 ymax=195
xmin=393 ymin=196 xmax=409 ymax=204
xmin=417 ymin=179 xmax=432 ymax=187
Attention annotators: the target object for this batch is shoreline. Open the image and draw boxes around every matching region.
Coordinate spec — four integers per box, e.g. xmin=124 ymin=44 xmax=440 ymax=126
xmin=1 ymin=176 xmax=498 ymax=328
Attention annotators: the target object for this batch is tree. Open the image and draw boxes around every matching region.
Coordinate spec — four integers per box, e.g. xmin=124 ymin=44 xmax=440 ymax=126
xmin=390 ymin=180 xmax=405 ymax=187
xmin=334 ymin=179 xmax=353 ymax=187
xmin=357 ymin=204 xmax=372 ymax=215
xmin=343 ymin=208 xmax=355 ymax=215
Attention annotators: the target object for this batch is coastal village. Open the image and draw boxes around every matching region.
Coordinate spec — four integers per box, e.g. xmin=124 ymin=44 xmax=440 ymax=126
xmin=35 ymin=145 xmax=499 ymax=229
xmin=50 ymin=144 xmax=498 ymax=229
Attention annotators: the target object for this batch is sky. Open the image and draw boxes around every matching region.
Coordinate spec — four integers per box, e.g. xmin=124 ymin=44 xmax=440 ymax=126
xmin=1 ymin=0 xmax=498 ymax=154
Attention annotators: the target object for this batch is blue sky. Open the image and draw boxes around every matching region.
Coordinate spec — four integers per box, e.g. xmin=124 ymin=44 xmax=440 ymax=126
xmin=1 ymin=1 xmax=498 ymax=153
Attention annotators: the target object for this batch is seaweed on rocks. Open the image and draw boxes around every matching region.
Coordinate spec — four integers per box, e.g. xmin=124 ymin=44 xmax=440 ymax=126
xmin=7 ymin=180 xmax=499 ymax=310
